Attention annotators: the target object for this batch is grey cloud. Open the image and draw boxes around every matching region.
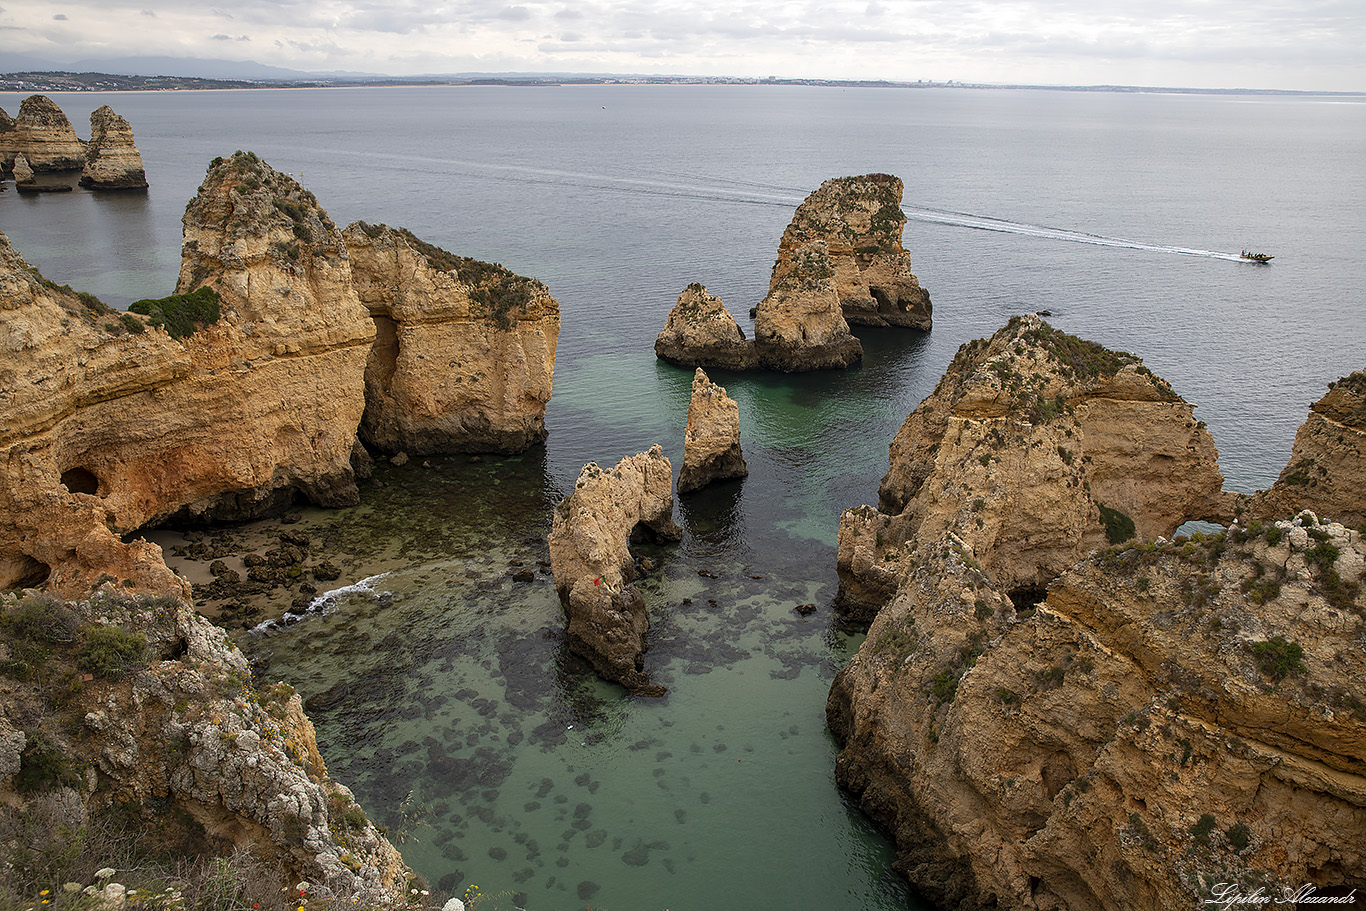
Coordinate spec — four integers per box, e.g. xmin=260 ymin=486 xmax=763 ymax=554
xmin=141 ymin=8 xmax=155 ymax=15
xmin=52 ymin=13 xmax=68 ymax=19
xmin=555 ymin=8 xmax=584 ymax=19
xmin=498 ymin=5 xmax=532 ymax=19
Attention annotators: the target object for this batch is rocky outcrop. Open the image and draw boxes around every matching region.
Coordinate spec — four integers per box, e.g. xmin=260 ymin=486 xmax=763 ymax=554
xmin=754 ymin=241 xmax=862 ymax=371
xmin=343 ymin=222 xmax=559 ymax=454
xmin=828 ymin=515 xmax=1366 ymax=910
xmin=11 ymin=153 xmax=35 ymax=187
xmin=548 ymin=446 xmax=681 ymax=695
xmin=770 ymin=174 xmax=931 ymax=330
xmin=1244 ymin=371 xmax=1366 ymax=527
xmin=678 ymin=368 xmax=747 ymax=493
xmin=79 ymin=104 xmax=149 ymax=190
xmin=654 ymin=283 xmax=758 ymax=370
xmin=0 ymin=589 xmax=416 ymax=903
xmin=837 ymin=315 xmax=1227 ymax=617
xmin=0 ymin=95 xmax=86 ymax=175
xmin=0 ymin=151 xmax=375 ymax=597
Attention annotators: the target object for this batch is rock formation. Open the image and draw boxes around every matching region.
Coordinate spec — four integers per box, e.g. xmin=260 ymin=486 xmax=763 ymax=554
xmin=79 ymin=104 xmax=149 ymax=190
xmin=754 ymin=241 xmax=863 ymax=371
xmin=828 ymin=514 xmax=1366 ymax=910
xmin=0 ymin=151 xmax=375 ymax=597
xmin=0 ymin=589 xmax=415 ymax=903
xmin=653 ymin=283 xmax=758 ymax=370
xmin=770 ymin=174 xmax=932 ymax=330
xmin=548 ymin=446 xmax=681 ymax=695
xmin=0 ymin=95 xmax=86 ymax=175
xmin=1243 ymin=370 xmax=1366 ymax=527
xmin=11 ymin=153 xmax=34 ymax=187
xmin=343 ymin=222 xmax=560 ymax=454
xmin=837 ymin=315 xmax=1228 ymax=618
xmin=678 ymin=368 xmax=747 ymax=493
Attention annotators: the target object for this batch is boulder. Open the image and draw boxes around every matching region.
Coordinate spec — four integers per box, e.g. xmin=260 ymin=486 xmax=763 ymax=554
xmin=548 ymin=446 xmax=681 ymax=695
xmin=678 ymin=368 xmax=747 ymax=493
xmin=654 ymin=283 xmax=758 ymax=370
xmin=343 ymin=222 xmax=559 ymax=454
xmin=754 ymin=241 xmax=862 ymax=371
xmin=770 ymin=174 xmax=931 ymax=330
xmin=11 ymin=153 xmax=34 ymax=187
xmin=0 ymin=95 xmax=86 ymax=174
xmin=79 ymin=105 xmax=148 ymax=190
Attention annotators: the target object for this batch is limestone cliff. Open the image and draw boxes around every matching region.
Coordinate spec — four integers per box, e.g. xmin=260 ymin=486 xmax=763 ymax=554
xmin=678 ymin=368 xmax=747 ymax=493
xmin=769 ymin=174 xmax=932 ymax=330
xmin=828 ymin=515 xmax=1366 ymax=910
xmin=0 ymin=589 xmax=416 ymax=904
xmin=0 ymin=95 xmax=86 ymax=175
xmin=837 ymin=315 xmax=1227 ymax=617
xmin=343 ymin=222 xmax=559 ymax=454
xmin=79 ymin=104 xmax=149 ymax=190
xmin=754 ymin=241 xmax=863 ymax=371
xmin=654 ymin=283 xmax=758 ymax=370
xmin=548 ymin=447 xmax=681 ymax=695
xmin=0 ymin=151 xmax=375 ymax=597
xmin=1245 ymin=371 xmax=1366 ymax=527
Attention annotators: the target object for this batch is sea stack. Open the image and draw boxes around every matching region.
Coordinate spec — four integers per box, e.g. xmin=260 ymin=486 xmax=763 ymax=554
xmin=343 ymin=222 xmax=560 ymax=454
xmin=770 ymin=174 xmax=931 ymax=330
xmin=678 ymin=368 xmax=747 ymax=493
xmin=0 ymin=94 xmax=86 ymax=175
xmin=548 ymin=446 xmax=681 ymax=695
xmin=654 ymin=283 xmax=758 ymax=370
xmin=79 ymin=104 xmax=149 ymax=190
xmin=754 ymin=240 xmax=862 ymax=371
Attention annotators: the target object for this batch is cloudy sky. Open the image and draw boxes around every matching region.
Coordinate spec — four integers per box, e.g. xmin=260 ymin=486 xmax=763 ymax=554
xmin=4 ymin=0 xmax=1364 ymax=91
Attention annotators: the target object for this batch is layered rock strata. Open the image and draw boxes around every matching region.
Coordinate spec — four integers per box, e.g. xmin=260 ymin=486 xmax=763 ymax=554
xmin=1243 ymin=370 xmax=1366 ymax=527
xmin=0 ymin=95 xmax=86 ymax=174
xmin=678 ymin=368 xmax=747 ymax=493
xmin=548 ymin=446 xmax=681 ymax=695
xmin=0 ymin=589 xmax=415 ymax=902
xmin=828 ymin=515 xmax=1366 ymax=910
xmin=79 ymin=104 xmax=149 ymax=190
xmin=837 ymin=315 xmax=1228 ymax=618
xmin=653 ymin=283 xmax=758 ymax=370
xmin=0 ymin=151 xmax=375 ymax=596
xmin=754 ymin=240 xmax=863 ymax=371
xmin=770 ymin=174 xmax=931 ymax=330
xmin=344 ymin=222 xmax=560 ymax=454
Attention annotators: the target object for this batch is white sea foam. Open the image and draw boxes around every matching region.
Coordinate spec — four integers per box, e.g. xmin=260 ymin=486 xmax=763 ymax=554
xmin=250 ymin=572 xmax=392 ymax=633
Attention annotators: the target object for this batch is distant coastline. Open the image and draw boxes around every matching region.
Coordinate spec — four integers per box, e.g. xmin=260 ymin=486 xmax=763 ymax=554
xmin=2 ymin=70 xmax=1363 ymax=96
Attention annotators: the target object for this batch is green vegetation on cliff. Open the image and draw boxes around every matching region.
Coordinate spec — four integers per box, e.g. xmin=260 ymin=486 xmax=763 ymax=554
xmin=128 ymin=287 xmax=221 ymax=340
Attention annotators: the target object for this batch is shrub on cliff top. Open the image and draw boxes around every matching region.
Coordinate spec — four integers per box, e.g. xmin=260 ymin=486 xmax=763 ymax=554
xmin=1098 ymin=504 xmax=1137 ymax=545
xmin=1248 ymin=636 xmax=1305 ymax=681
xmin=129 ymin=287 xmax=221 ymax=340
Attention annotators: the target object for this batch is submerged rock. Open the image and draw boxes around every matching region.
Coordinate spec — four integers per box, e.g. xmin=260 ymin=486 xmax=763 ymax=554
xmin=770 ymin=174 xmax=931 ymax=330
xmin=654 ymin=283 xmax=758 ymax=370
xmin=79 ymin=105 xmax=148 ymax=190
xmin=754 ymin=241 xmax=862 ymax=371
xmin=548 ymin=446 xmax=681 ymax=695
xmin=678 ymin=368 xmax=747 ymax=493
xmin=344 ymin=222 xmax=560 ymax=454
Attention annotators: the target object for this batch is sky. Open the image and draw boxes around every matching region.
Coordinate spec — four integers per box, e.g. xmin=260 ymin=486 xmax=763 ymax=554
xmin=2 ymin=0 xmax=1364 ymax=92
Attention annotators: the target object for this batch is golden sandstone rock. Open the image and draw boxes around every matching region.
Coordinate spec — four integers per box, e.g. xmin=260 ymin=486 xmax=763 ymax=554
xmin=0 ymin=95 xmax=87 ymax=175
xmin=79 ymin=105 xmax=148 ymax=190
xmin=678 ymin=368 xmax=747 ymax=493
xmin=754 ymin=240 xmax=863 ymax=371
xmin=654 ymin=283 xmax=758 ymax=371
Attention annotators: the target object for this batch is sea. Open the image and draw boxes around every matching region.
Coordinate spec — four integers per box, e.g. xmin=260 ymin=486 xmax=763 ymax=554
xmin=2 ymin=85 xmax=1364 ymax=910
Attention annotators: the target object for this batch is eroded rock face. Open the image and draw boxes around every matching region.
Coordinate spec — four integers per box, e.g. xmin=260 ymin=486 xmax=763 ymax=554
xmin=754 ymin=241 xmax=862 ymax=371
xmin=79 ymin=105 xmax=149 ymax=190
xmin=11 ymin=154 xmax=34 ymax=186
xmin=0 ymin=95 xmax=86 ymax=174
xmin=678 ymin=368 xmax=747 ymax=493
xmin=837 ymin=315 xmax=1227 ymax=617
xmin=0 ymin=590 xmax=415 ymax=902
xmin=548 ymin=446 xmax=681 ymax=695
xmin=1245 ymin=371 xmax=1366 ymax=527
xmin=654 ymin=283 xmax=758 ymax=370
xmin=828 ymin=516 xmax=1366 ymax=910
xmin=344 ymin=222 xmax=559 ymax=454
xmin=770 ymin=174 xmax=931 ymax=330
xmin=0 ymin=151 xmax=375 ymax=596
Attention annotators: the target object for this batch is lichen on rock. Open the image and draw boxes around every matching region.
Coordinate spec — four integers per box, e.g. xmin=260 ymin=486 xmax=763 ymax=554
xmin=769 ymin=174 xmax=931 ymax=330
xmin=754 ymin=240 xmax=863 ymax=371
xmin=678 ymin=368 xmax=747 ymax=493
xmin=548 ymin=446 xmax=681 ymax=695
xmin=654 ymin=283 xmax=758 ymax=370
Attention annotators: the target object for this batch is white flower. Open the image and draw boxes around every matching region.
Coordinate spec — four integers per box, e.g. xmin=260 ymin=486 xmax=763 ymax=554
xmin=96 ymin=869 xmax=116 ymax=880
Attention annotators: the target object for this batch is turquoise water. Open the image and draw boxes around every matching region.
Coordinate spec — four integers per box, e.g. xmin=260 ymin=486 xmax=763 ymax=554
xmin=4 ymin=85 xmax=1365 ymax=909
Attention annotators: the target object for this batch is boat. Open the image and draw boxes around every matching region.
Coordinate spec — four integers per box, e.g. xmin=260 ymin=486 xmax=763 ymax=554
xmin=1240 ymin=250 xmax=1274 ymax=262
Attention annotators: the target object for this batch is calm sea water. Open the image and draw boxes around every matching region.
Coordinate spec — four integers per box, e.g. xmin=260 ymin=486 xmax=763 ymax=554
xmin=3 ymin=86 xmax=1364 ymax=910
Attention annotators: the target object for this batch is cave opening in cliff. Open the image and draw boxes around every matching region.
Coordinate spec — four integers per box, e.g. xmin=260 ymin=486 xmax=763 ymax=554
xmin=1008 ymin=586 xmax=1047 ymax=616
xmin=8 ymin=555 xmax=50 ymax=589
xmin=871 ymin=287 xmax=896 ymax=314
xmin=60 ymin=466 xmax=100 ymax=496
xmin=368 ymin=314 xmax=399 ymax=389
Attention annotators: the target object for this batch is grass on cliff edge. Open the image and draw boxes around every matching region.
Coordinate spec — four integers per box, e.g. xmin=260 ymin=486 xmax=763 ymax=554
xmin=128 ymin=287 xmax=222 ymax=340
